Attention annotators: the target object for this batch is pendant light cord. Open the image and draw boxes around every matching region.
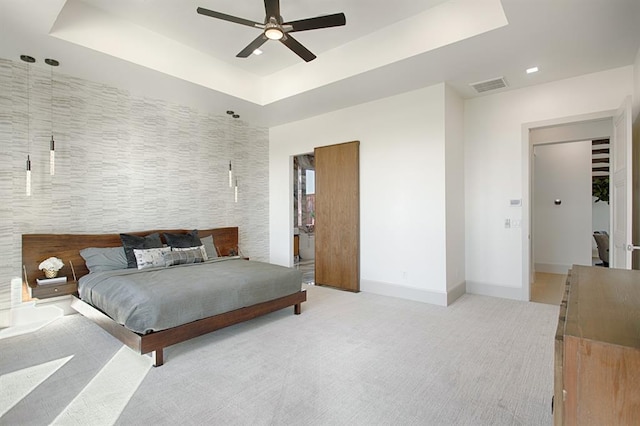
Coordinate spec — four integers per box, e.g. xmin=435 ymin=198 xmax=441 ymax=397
xmin=27 ymin=62 xmax=30 ymax=157
xmin=50 ymin=64 xmax=53 ymax=136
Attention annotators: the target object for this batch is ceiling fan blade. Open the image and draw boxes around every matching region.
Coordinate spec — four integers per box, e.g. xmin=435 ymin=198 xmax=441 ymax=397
xmin=264 ymin=0 xmax=280 ymax=21
xmin=281 ymin=34 xmax=316 ymax=62
xmin=197 ymin=7 xmax=262 ymax=29
xmin=284 ymin=13 xmax=346 ymax=33
xmin=236 ymin=34 xmax=269 ymax=58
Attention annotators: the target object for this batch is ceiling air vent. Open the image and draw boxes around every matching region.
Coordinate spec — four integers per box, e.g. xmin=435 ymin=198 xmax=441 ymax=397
xmin=470 ymin=77 xmax=508 ymax=93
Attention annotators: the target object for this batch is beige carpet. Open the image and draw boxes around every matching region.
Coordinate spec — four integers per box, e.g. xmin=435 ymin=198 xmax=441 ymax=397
xmin=1 ymin=285 xmax=559 ymax=425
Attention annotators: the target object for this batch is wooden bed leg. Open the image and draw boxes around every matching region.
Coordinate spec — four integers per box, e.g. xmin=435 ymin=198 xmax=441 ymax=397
xmin=152 ymin=349 xmax=164 ymax=367
xmin=294 ymin=303 xmax=301 ymax=315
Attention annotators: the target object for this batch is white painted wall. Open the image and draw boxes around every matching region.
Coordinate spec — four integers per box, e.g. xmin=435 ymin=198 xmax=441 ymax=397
xmin=270 ymin=84 xmax=453 ymax=305
xmin=444 ymin=86 xmax=465 ymax=300
xmin=592 ymin=198 xmax=610 ymax=250
xmin=529 ymin=119 xmax=611 ymax=145
xmin=533 ymin=141 xmax=592 ymax=274
xmin=465 ymin=66 xmax=634 ymax=300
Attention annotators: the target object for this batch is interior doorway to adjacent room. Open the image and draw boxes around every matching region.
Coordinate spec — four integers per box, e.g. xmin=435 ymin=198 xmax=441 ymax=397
xmin=531 ymin=138 xmax=610 ymax=305
xmin=527 ymin=115 xmax=615 ymax=305
xmin=293 ymin=153 xmax=315 ymax=285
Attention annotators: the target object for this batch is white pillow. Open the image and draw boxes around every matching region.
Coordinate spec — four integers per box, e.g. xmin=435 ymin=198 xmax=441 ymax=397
xmin=173 ymin=245 xmax=208 ymax=261
xmin=133 ymin=247 xmax=172 ymax=270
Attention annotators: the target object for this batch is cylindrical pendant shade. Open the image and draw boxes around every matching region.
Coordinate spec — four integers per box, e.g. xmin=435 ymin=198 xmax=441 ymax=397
xmin=229 ymin=161 xmax=233 ymax=187
xmin=50 ymin=136 xmax=55 ymax=176
xmin=234 ymin=179 xmax=238 ymax=203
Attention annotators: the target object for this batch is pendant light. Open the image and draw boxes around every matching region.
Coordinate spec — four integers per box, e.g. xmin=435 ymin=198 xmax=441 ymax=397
xmin=226 ymin=110 xmax=234 ymax=188
xmin=21 ymin=55 xmax=35 ymax=196
xmin=226 ymin=109 xmax=240 ymax=200
xmin=45 ymin=58 xmax=59 ymax=176
xmin=234 ymin=178 xmax=238 ymax=203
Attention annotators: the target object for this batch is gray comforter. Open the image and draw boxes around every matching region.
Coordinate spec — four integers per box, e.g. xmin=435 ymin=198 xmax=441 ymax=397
xmin=78 ymin=258 xmax=303 ymax=334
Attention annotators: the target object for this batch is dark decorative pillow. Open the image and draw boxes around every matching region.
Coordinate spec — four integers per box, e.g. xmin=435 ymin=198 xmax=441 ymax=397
xmin=120 ymin=233 xmax=163 ymax=268
xmin=163 ymin=248 xmax=204 ymax=267
xmin=163 ymin=230 xmax=202 ymax=248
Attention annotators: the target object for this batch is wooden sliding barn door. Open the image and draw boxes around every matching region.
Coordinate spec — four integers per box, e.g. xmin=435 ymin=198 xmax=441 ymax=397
xmin=314 ymin=141 xmax=360 ymax=292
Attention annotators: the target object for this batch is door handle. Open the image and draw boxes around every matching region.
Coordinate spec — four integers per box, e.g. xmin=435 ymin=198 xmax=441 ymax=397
xmin=627 ymin=244 xmax=640 ymax=251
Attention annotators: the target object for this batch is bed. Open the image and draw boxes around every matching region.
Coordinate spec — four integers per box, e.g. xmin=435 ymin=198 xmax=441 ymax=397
xmin=22 ymin=227 xmax=306 ymax=366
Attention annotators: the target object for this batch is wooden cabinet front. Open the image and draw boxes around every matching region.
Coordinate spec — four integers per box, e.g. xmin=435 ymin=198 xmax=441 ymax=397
xmin=554 ymin=266 xmax=640 ymax=425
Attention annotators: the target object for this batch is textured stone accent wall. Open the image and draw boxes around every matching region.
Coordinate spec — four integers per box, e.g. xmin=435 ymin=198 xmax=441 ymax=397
xmin=0 ymin=57 xmax=269 ymax=311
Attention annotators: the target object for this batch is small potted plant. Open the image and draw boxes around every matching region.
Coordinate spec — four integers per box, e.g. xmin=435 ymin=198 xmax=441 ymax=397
xmin=39 ymin=257 xmax=64 ymax=278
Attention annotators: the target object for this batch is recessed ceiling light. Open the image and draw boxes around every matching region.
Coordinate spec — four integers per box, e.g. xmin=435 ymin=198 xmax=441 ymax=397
xmin=526 ymin=66 xmax=539 ymax=74
xmin=253 ymin=49 xmax=263 ymax=56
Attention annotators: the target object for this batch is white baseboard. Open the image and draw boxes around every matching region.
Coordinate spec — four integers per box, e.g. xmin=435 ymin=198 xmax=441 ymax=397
xmin=534 ymin=263 xmax=571 ymax=275
xmin=465 ymin=280 xmax=525 ymax=301
xmin=0 ymin=308 xmax=10 ymax=328
xmin=447 ymin=281 xmax=466 ymax=305
xmin=361 ymin=279 xmax=448 ymax=306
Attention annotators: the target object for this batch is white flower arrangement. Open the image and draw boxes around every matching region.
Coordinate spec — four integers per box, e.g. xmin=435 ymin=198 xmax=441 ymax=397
xmin=39 ymin=256 xmax=65 ymax=272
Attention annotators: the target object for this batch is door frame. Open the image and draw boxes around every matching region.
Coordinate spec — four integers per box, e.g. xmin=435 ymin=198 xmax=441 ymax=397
xmin=611 ymin=96 xmax=633 ymax=268
xmin=522 ymin=109 xmax=616 ymax=301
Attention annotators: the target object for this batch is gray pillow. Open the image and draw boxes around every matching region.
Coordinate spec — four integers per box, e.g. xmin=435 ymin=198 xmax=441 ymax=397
xmin=80 ymin=246 xmax=128 ymax=273
xmin=120 ymin=233 xmax=163 ymax=268
xmin=200 ymin=235 xmax=219 ymax=259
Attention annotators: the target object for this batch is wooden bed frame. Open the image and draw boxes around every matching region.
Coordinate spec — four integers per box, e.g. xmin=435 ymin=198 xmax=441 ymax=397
xmin=22 ymin=227 xmax=306 ymax=366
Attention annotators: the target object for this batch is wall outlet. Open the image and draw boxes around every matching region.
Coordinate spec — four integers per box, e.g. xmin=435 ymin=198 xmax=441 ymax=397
xmin=512 ymin=219 xmax=521 ymax=228
xmin=401 ymin=271 xmax=408 ymax=281
xmin=504 ymin=218 xmax=511 ymax=228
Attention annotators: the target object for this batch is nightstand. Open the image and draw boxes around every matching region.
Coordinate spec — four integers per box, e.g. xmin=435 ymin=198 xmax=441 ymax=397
xmin=32 ymin=280 xmax=78 ymax=299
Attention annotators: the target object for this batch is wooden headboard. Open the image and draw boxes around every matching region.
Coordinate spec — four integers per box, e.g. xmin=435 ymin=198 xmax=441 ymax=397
xmin=22 ymin=227 xmax=239 ymax=287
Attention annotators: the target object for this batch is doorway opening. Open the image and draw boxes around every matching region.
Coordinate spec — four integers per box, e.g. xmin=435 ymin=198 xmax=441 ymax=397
xmin=530 ymin=138 xmax=611 ymax=305
xmin=524 ymin=112 xmax=617 ymax=304
xmin=293 ymin=153 xmax=315 ymax=284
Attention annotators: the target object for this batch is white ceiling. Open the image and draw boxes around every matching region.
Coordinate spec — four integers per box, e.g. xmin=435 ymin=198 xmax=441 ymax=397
xmin=0 ymin=0 xmax=639 ymax=127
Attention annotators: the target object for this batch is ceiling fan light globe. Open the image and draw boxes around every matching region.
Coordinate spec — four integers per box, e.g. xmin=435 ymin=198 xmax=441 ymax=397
xmin=265 ymin=28 xmax=283 ymax=40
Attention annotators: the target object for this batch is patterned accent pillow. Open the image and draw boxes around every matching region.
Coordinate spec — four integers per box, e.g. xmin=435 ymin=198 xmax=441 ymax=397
xmin=173 ymin=245 xmax=208 ymax=261
xmin=133 ymin=247 xmax=171 ymax=270
xmin=164 ymin=248 xmax=204 ymax=267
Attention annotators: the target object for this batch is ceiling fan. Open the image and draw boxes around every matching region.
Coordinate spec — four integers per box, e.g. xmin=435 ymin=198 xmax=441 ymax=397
xmin=197 ymin=0 xmax=346 ymax=62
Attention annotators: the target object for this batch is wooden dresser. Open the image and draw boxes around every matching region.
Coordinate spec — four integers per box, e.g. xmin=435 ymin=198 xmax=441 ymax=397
xmin=554 ymin=265 xmax=640 ymax=425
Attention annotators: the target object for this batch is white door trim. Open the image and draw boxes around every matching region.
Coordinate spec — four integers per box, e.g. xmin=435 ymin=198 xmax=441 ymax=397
xmin=611 ymin=96 xmax=633 ymax=269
